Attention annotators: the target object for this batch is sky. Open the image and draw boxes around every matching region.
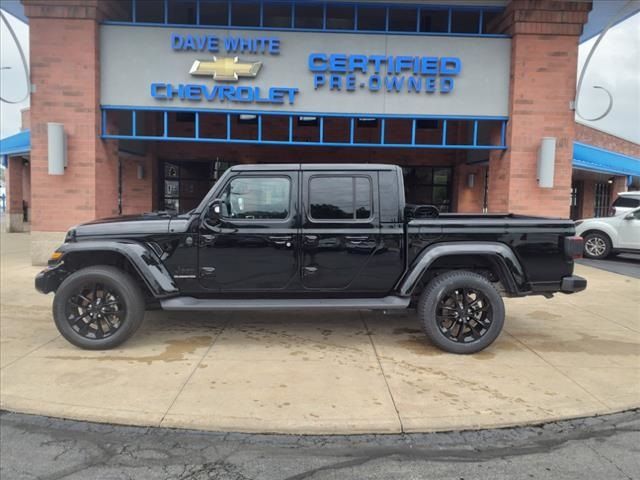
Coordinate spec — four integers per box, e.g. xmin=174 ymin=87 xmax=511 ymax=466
xmin=0 ymin=8 xmax=29 ymax=139
xmin=576 ymin=11 xmax=640 ymax=144
xmin=0 ymin=2 xmax=638 ymax=146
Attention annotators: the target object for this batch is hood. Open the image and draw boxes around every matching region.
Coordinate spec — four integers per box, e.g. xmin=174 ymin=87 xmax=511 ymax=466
xmin=71 ymin=212 xmax=174 ymax=238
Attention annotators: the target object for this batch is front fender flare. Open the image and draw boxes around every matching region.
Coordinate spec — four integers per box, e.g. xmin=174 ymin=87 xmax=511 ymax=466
xmin=396 ymin=242 xmax=527 ymax=296
xmin=57 ymin=241 xmax=179 ymax=298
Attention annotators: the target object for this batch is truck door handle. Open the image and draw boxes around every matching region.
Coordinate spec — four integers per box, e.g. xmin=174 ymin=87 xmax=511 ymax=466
xmin=269 ymin=235 xmax=293 ymax=247
xmin=303 ymin=235 xmax=319 ymax=246
xmin=345 ymin=235 xmax=370 ymax=244
xmin=201 ymin=234 xmax=216 ymax=246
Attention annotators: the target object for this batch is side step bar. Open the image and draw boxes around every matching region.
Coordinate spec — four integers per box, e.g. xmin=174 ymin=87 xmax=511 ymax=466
xmin=160 ymin=296 xmax=411 ymax=311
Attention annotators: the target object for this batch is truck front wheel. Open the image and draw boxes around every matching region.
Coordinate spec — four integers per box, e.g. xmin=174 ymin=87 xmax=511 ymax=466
xmin=52 ymin=266 xmax=145 ymax=350
xmin=417 ymin=271 xmax=505 ymax=354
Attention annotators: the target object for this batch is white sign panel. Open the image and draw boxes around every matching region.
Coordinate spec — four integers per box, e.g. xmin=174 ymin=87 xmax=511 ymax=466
xmin=101 ymin=25 xmax=511 ymax=117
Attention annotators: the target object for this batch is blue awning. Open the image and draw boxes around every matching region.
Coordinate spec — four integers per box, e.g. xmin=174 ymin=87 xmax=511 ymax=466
xmin=573 ymin=141 xmax=640 ymax=177
xmin=0 ymin=129 xmax=30 ymax=167
xmin=0 ymin=129 xmax=30 ymax=156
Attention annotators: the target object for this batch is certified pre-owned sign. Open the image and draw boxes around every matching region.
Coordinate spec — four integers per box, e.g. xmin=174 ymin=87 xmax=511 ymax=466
xmin=100 ymin=26 xmax=511 ymax=116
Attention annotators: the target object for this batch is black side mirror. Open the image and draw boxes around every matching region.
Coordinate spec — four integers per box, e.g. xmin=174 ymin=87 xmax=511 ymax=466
xmin=205 ymin=199 xmax=223 ymax=224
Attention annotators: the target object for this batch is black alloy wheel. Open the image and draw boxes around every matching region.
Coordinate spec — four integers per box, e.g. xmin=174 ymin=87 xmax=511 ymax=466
xmin=53 ymin=266 xmax=145 ymax=350
xmin=65 ymin=282 xmax=126 ymax=340
xmin=436 ymin=287 xmax=493 ymax=344
xmin=418 ymin=271 xmax=505 ymax=354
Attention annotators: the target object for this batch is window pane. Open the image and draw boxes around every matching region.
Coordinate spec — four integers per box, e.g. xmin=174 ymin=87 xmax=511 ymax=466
xmin=310 ymin=177 xmax=353 ymax=220
xmin=388 ymin=7 xmax=417 ymax=32
xmin=420 ymin=9 xmax=448 ymax=32
xmin=200 ymin=1 xmax=228 ymax=25
xmin=223 ymin=177 xmax=290 ymax=220
xmin=295 ymin=4 xmax=323 ymax=29
xmin=326 ymin=5 xmax=354 ymax=30
xmin=355 ymin=177 xmax=372 ymax=219
xmin=433 ymin=168 xmax=451 ymax=185
xmin=357 ymin=6 xmax=385 ymax=31
xmin=612 ymin=197 xmax=640 ymax=208
xmin=263 ymin=3 xmax=292 ymax=28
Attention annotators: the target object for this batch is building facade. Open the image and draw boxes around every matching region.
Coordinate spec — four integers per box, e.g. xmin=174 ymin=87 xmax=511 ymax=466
xmin=2 ymin=0 xmax=639 ymax=264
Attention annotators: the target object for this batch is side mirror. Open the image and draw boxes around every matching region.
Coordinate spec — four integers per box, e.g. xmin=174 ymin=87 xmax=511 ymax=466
xmin=624 ymin=213 xmax=635 ymax=220
xmin=205 ymin=199 xmax=223 ymax=224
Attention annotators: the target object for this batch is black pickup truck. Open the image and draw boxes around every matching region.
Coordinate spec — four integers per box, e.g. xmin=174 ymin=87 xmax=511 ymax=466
xmin=36 ymin=164 xmax=586 ymax=353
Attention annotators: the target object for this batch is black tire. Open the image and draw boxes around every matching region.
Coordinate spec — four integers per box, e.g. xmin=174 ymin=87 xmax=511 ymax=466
xmin=583 ymin=231 xmax=611 ymax=259
xmin=53 ymin=266 xmax=145 ymax=350
xmin=417 ymin=271 xmax=505 ymax=354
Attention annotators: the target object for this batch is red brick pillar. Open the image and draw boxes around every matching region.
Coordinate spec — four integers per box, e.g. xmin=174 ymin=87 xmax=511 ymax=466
xmin=487 ymin=0 xmax=591 ymax=217
xmin=5 ymin=156 xmax=26 ymax=232
xmin=23 ymin=0 xmax=121 ymax=264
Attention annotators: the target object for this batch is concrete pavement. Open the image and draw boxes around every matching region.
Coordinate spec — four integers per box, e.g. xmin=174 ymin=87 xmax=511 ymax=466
xmin=1 ymin=230 xmax=639 ymax=434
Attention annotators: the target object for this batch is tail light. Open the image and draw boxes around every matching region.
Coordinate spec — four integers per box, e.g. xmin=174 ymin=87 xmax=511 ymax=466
xmin=564 ymin=236 xmax=584 ymax=259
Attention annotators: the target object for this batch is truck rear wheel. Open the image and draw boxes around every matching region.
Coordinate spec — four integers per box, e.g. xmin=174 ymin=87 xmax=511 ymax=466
xmin=417 ymin=271 xmax=504 ymax=354
xmin=52 ymin=266 xmax=145 ymax=350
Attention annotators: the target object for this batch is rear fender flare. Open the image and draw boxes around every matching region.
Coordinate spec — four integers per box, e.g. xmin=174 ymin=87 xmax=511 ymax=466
xmin=57 ymin=241 xmax=178 ymax=298
xmin=396 ymin=242 xmax=527 ymax=296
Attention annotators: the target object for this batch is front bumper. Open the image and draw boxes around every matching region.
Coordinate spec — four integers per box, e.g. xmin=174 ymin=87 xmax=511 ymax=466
xmin=35 ymin=263 xmax=67 ymax=294
xmin=560 ymin=275 xmax=587 ymax=294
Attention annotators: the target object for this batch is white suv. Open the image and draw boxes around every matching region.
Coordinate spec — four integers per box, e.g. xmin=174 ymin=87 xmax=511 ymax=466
xmin=610 ymin=192 xmax=640 ymax=216
xmin=575 ymin=207 xmax=640 ymax=259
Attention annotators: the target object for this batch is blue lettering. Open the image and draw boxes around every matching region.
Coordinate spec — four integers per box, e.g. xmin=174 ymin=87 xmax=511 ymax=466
xmin=171 ymin=33 xmax=183 ymax=51
xmin=183 ymin=35 xmax=196 ymax=50
xmin=313 ymin=74 xmax=326 ymax=90
xmin=186 ymin=85 xmax=201 ymax=100
xmin=440 ymin=77 xmax=454 ymax=93
xmin=309 ymin=53 xmax=328 ymax=72
xmin=369 ymin=75 xmax=381 ymax=91
xmin=384 ymin=76 xmax=405 ymax=92
xmin=407 ymin=77 xmax=422 ymax=93
xmin=330 ymin=54 xmax=347 ymax=73
xmin=224 ymin=37 xmax=241 ymax=52
xmin=269 ymin=38 xmax=280 ymax=54
xmin=235 ymin=86 xmax=254 ymax=102
xmin=421 ymin=57 xmax=438 ymax=75
xmin=286 ymin=88 xmax=298 ymax=104
xmin=425 ymin=77 xmax=436 ymax=93
xmin=348 ymin=55 xmax=368 ymax=73
xmin=150 ymin=83 xmax=166 ymax=99
xmin=345 ymin=74 xmax=356 ymax=91
xmin=440 ymin=57 xmax=461 ymax=75
xmin=330 ymin=75 xmax=342 ymax=91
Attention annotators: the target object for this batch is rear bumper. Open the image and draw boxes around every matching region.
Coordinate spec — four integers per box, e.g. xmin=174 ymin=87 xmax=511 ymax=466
xmin=560 ymin=275 xmax=587 ymax=294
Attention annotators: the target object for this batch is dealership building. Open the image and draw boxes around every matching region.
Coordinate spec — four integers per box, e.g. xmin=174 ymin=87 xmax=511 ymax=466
xmin=1 ymin=0 xmax=639 ymax=264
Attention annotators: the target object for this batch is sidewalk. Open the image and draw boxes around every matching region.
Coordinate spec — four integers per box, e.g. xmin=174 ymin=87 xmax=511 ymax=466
xmin=1 ymin=230 xmax=638 ymax=434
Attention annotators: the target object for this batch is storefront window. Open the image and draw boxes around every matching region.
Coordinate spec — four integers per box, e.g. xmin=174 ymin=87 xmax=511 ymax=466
xmin=404 ymin=167 xmax=452 ymax=212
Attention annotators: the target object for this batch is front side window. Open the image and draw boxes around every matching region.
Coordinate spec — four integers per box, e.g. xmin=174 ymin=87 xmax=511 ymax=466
xmin=221 ymin=177 xmax=290 ymax=220
xmin=309 ymin=176 xmax=372 ymax=221
xmin=613 ymin=197 xmax=640 ymax=208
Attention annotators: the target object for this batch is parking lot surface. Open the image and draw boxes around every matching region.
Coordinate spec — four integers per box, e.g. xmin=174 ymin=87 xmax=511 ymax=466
xmin=1 ymin=231 xmax=639 ymax=434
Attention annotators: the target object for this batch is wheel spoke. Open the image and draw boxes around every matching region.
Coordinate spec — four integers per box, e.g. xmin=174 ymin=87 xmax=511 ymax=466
xmin=65 ymin=283 xmax=125 ymax=340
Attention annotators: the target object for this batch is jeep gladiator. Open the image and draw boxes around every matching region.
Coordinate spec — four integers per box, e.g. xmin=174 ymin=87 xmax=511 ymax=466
xmin=36 ymin=164 xmax=586 ymax=353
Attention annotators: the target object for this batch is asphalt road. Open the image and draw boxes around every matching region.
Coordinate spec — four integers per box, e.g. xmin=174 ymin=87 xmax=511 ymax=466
xmin=577 ymin=253 xmax=640 ymax=279
xmin=1 ymin=410 xmax=639 ymax=480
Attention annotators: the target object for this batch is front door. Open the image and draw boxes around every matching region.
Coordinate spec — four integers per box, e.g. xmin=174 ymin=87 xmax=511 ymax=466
xmin=300 ymin=171 xmax=382 ymax=292
xmin=198 ymin=172 xmax=299 ymax=292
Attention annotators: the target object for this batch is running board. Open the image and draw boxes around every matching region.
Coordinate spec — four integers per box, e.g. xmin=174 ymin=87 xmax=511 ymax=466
xmin=160 ymin=296 xmax=410 ymax=311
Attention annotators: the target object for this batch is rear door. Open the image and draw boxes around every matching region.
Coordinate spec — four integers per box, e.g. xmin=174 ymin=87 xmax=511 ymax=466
xmin=300 ymin=170 xmax=383 ymax=292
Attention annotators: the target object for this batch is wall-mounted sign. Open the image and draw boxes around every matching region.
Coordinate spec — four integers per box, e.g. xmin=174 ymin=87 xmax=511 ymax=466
xmin=101 ymin=26 xmax=511 ymax=116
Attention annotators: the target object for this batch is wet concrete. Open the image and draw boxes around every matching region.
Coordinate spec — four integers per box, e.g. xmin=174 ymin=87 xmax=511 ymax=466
xmin=1 ymin=230 xmax=639 ymax=434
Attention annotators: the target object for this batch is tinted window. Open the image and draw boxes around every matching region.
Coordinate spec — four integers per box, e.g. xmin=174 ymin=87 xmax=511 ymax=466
xmin=221 ymin=177 xmax=290 ymax=220
xmin=612 ymin=197 xmax=640 ymax=208
xmin=309 ymin=176 xmax=372 ymax=221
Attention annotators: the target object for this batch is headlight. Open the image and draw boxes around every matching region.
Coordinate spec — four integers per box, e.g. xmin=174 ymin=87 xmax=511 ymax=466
xmin=64 ymin=228 xmax=76 ymax=242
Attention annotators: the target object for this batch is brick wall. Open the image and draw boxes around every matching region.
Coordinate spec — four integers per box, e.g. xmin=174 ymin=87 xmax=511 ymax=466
xmin=25 ymin=1 xmax=120 ymax=232
xmin=575 ymin=124 xmax=640 ymax=159
xmin=487 ymin=1 xmax=591 ymax=217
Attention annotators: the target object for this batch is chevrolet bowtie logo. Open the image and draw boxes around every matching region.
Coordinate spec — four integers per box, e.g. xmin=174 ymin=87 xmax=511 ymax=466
xmin=189 ymin=56 xmax=262 ymax=82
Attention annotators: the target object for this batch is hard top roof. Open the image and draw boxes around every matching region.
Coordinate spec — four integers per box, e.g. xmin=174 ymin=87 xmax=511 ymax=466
xmin=230 ymin=163 xmax=401 ymax=172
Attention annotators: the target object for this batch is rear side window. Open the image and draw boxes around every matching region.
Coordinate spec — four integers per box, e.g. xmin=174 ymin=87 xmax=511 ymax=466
xmin=612 ymin=196 xmax=640 ymax=208
xmin=309 ymin=176 xmax=372 ymax=221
